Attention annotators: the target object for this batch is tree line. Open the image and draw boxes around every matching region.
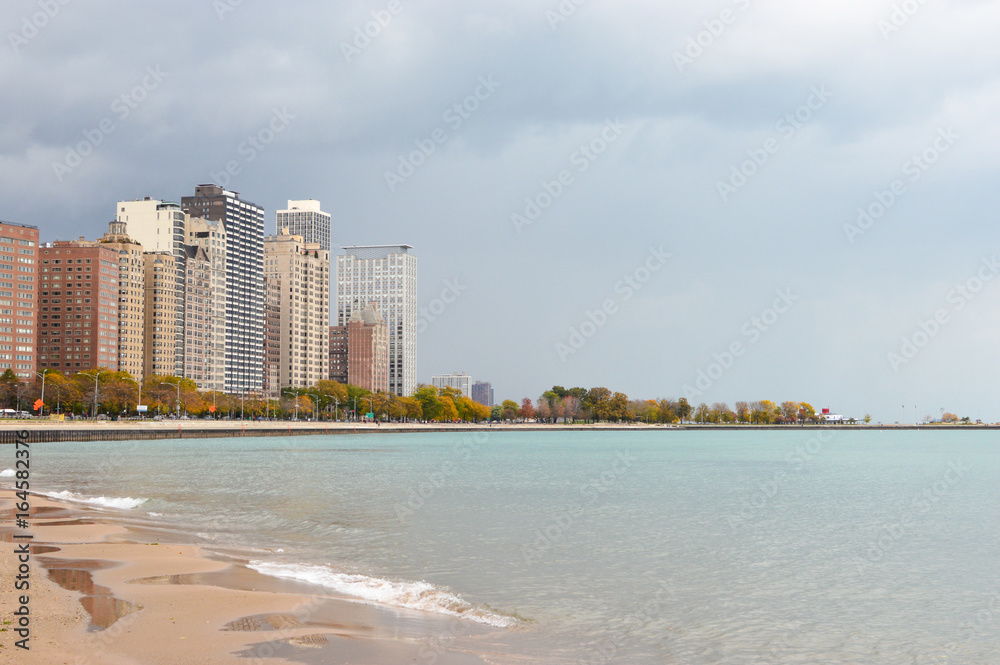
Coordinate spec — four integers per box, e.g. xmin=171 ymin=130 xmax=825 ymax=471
xmin=0 ymin=370 xmax=496 ymax=422
xmin=492 ymin=387 xmax=871 ymax=424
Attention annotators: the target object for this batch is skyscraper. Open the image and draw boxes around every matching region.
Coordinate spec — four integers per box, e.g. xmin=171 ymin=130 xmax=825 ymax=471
xmin=180 ymin=245 xmax=213 ymax=388
xmin=432 ymin=372 xmax=472 ymax=397
xmin=143 ymin=252 xmax=177 ymax=379
xmin=37 ymin=241 xmax=119 ymax=375
xmin=328 ymin=325 xmax=348 ymax=385
xmin=263 ymin=229 xmax=330 ymax=395
xmin=0 ymin=221 xmax=38 ymax=379
xmin=276 ymin=200 xmax=331 ymax=252
xmin=185 ymin=216 xmax=227 ymax=393
xmin=181 ymin=185 xmax=265 ymax=394
xmin=472 ymin=381 xmax=494 ymax=407
xmin=116 ymin=197 xmax=187 ymax=376
xmin=336 ymin=245 xmax=416 ymax=397
xmin=99 ymin=221 xmax=145 ymax=382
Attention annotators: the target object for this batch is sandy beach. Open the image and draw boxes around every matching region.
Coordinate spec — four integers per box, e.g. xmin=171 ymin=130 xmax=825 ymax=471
xmin=0 ymin=490 xmax=510 ymax=664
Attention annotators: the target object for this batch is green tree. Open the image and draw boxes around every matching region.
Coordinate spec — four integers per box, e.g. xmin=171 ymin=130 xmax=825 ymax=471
xmin=0 ymin=369 xmax=20 ymax=409
xmin=609 ymin=392 xmax=631 ymax=422
xmin=500 ymin=399 xmax=519 ymax=421
xmin=676 ymin=397 xmax=691 ymax=422
xmin=315 ymin=380 xmax=349 ymax=406
xmin=412 ymin=385 xmax=442 ymax=421
xmin=587 ymin=387 xmax=612 ymax=421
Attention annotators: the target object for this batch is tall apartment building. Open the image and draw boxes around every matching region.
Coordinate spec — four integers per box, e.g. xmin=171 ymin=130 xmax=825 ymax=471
xmin=37 ymin=241 xmax=119 ymax=374
xmin=0 ymin=222 xmax=38 ymax=379
xmin=99 ymin=221 xmax=145 ymax=382
xmin=336 ymin=245 xmax=416 ymax=397
xmin=185 ymin=217 xmax=227 ymax=392
xmin=276 ymin=200 xmax=331 ymax=252
xmin=432 ymin=372 xmax=472 ymax=397
xmin=263 ymin=279 xmax=282 ymax=397
xmin=328 ymin=325 xmax=348 ymax=384
xmin=180 ymin=246 xmax=212 ymax=387
xmin=143 ymin=252 xmax=177 ymax=378
xmin=328 ymin=302 xmax=389 ymax=393
xmin=116 ymin=197 xmax=185 ymax=254
xmin=472 ymin=381 xmax=494 ymax=407
xmin=182 ymin=185 xmax=265 ymax=394
xmin=116 ymin=197 xmax=187 ymax=376
xmin=263 ymin=229 xmax=330 ymax=395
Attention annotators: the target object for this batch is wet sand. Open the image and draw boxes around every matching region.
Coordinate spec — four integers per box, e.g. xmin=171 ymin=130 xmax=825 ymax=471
xmin=0 ymin=490 xmax=509 ymax=664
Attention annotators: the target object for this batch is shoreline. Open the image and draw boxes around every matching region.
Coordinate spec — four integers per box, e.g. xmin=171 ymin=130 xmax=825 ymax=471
xmin=0 ymin=490 xmax=516 ymax=664
xmin=0 ymin=420 xmax=994 ymax=444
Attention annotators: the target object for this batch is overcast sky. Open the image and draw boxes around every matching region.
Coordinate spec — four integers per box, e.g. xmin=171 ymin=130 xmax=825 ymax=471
xmin=3 ymin=0 xmax=999 ymax=422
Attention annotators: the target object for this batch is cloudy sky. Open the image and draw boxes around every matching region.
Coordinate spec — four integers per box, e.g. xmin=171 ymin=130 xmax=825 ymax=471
xmin=3 ymin=0 xmax=999 ymax=422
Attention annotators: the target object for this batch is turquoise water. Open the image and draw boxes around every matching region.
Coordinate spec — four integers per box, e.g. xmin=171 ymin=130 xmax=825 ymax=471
xmin=14 ymin=429 xmax=1000 ymax=663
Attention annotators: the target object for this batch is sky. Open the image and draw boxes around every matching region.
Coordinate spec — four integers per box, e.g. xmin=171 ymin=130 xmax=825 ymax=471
xmin=2 ymin=0 xmax=999 ymax=423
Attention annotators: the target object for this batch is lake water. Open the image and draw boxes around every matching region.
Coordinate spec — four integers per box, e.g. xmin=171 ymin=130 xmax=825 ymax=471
xmin=14 ymin=429 xmax=1000 ymax=663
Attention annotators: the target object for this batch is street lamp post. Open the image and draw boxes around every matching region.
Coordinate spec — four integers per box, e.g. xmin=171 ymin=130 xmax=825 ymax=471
xmin=15 ymin=383 xmax=27 ymax=414
xmin=34 ymin=369 xmax=50 ymax=417
xmin=123 ymin=376 xmax=141 ymax=417
xmin=283 ymin=390 xmax=299 ymax=420
xmin=324 ymin=395 xmax=339 ymax=421
xmin=352 ymin=396 xmax=358 ymax=422
xmin=365 ymin=396 xmax=374 ymax=422
xmin=308 ymin=393 xmax=320 ymax=421
xmin=79 ymin=371 xmax=101 ymax=419
xmin=160 ymin=380 xmax=181 ymax=419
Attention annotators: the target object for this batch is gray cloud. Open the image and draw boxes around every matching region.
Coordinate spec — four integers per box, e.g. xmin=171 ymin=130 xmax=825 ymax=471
xmin=3 ymin=0 xmax=999 ymax=421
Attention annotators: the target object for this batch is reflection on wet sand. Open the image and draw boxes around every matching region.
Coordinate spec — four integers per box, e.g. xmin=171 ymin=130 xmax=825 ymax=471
xmin=31 ymin=545 xmax=61 ymax=554
xmin=39 ymin=558 xmax=143 ymax=631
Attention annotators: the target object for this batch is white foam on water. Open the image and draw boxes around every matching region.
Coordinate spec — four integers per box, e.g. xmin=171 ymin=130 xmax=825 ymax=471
xmin=43 ymin=490 xmax=148 ymax=510
xmin=0 ymin=469 xmax=15 ymax=477
xmin=249 ymin=561 xmax=517 ymax=628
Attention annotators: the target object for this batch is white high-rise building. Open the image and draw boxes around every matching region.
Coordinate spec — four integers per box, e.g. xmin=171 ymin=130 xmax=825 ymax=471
xmin=116 ymin=197 xmax=186 ymax=254
xmin=336 ymin=245 xmax=416 ymax=397
xmin=276 ymin=200 xmax=331 ymax=252
xmin=116 ymin=197 xmax=187 ymax=376
xmin=432 ymin=373 xmax=472 ymax=397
